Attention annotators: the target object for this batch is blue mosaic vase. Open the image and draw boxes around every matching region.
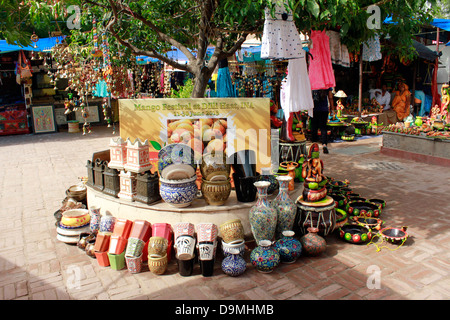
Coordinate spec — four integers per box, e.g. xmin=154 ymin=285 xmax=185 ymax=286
xmin=221 ymin=252 xmax=247 ymax=277
xmin=249 ymin=181 xmax=277 ymax=243
xmin=250 ymin=240 xmax=280 ymax=273
xmin=274 ymin=231 xmax=302 ymax=264
xmin=258 ymin=167 xmax=279 ymax=194
xmin=271 ymin=175 xmax=296 ymax=239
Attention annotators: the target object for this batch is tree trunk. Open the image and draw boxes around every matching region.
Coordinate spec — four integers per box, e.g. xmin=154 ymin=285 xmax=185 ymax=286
xmin=191 ymin=66 xmax=214 ymax=98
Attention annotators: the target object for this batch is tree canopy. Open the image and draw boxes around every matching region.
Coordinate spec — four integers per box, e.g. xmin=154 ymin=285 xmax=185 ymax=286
xmin=0 ymin=0 xmax=441 ymax=96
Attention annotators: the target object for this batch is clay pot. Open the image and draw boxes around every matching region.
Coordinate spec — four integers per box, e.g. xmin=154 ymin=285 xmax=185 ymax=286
xmin=221 ymin=239 xmax=246 ymax=257
xmin=200 ymin=152 xmax=230 ymax=181
xmin=77 ymin=232 xmax=91 ymax=250
xmin=129 ymin=220 xmax=151 ymax=242
xmin=148 ymin=254 xmax=168 ymax=275
xmin=219 ymin=219 xmax=245 ymax=244
xmin=250 ymin=240 xmax=280 ymax=273
xmin=201 ymin=178 xmax=231 ymax=206
xmin=299 ymin=227 xmax=326 ymax=256
xmin=85 ymin=236 xmax=97 ymax=258
xmin=174 ymin=235 xmax=196 ymax=260
xmin=159 ymin=175 xmax=198 ymax=208
xmin=108 ymin=235 xmax=128 ymax=255
xmin=112 ymin=218 xmax=132 ymax=239
xmin=339 ymin=223 xmax=372 ymax=244
xmin=99 ymin=215 xmax=116 ymax=233
xmin=94 ymin=232 xmax=112 ymax=252
xmin=274 ymin=231 xmax=302 ymax=264
xmin=126 ymin=254 xmax=143 ymax=273
xmin=148 ymin=236 xmax=169 ymax=256
xmin=196 ymin=223 xmax=218 ymax=243
xmin=222 ymin=252 xmax=247 ymax=277
xmin=173 ymin=222 xmax=195 ymax=240
xmin=249 ymin=181 xmax=277 ymax=243
xmin=125 ymin=237 xmax=145 ymax=258
xmin=94 ymin=251 xmax=110 ymax=267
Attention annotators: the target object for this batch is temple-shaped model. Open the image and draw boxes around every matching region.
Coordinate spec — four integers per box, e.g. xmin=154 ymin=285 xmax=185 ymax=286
xmin=123 ymin=138 xmax=153 ymax=173
xmin=118 ymin=170 xmax=137 ymax=201
xmin=108 ymin=137 xmax=127 ymax=170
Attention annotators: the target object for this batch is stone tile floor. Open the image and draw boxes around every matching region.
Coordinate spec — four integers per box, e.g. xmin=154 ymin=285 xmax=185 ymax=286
xmin=0 ymin=126 xmax=449 ymax=300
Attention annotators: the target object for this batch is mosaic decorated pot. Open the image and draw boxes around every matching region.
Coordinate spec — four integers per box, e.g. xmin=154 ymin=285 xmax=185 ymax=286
xmin=219 ymin=219 xmax=245 ymax=243
xmin=346 ymin=201 xmax=381 ymax=217
xmin=88 ymin=205 xmax=101 ymax=233
xmin=159 ymin=175 xmax=198 ymax=208
xmin=250 ymin=240 xmax=280 ymax=273
xmin=272 ymin=176 xmax=296 ymax=239
xmin=274 ymin=231 xmax=302 ymax=264
xmin=339 ymin=223 xmax=372 ymax=244
xmin=222 ymin=252 xmax=247 ymax=277
xmin=257 ymin=167 xmax=279 ymax=194
xmin=99 ymin=215 xmax=116 ymax=233
xmin=201 ymin=178 xmax=231 ymax=206
xmin=299 ymin=227 xmax=326 ymax=256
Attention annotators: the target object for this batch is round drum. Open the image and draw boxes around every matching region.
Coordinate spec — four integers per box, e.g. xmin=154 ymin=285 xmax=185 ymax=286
xmin=296 ymin=196 xmax=336 ymax=237
xmin=279 ymin=140 xmax=307 ymax=163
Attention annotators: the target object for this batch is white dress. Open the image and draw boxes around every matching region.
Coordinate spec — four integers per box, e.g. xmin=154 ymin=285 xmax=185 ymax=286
xmin=261 ymin=0 xmax=304 ymax=60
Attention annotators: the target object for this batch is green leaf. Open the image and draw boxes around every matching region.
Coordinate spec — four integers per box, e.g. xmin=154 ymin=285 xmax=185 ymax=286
xmin=150 ymin=140 xmax=162 ymax=151
xmin=306 ymin=0 xmax=320 ymax=18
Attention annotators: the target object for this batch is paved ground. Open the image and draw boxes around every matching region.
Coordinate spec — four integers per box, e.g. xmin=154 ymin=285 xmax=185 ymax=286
xmin=0 ymin=125 xmax=449 ymax=301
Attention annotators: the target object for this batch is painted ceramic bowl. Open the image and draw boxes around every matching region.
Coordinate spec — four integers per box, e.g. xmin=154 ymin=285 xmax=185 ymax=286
xmin=200 ymin=152 xmax=230 ymax=181
xmin=159 ymin=175 xmax=198 ymax=208
xmin=219 ymin=219 xmax=245 ymax=244
xmin=162 ymin=163 xmax=196 ymax=180
xmin=380 ymin=227 xmax=408 ymax=244
xmin=60 ymin=209 xmax=90 ymax=228
xmin=339 ymin=223 xmax=372 ymax=244
xmin=329 ymin=193 xmax=347 ymax=209
xmin=346 ymin=201 xmax=381 ymax=217
xmin=348 ymin=196 xmax=367 ymax=203
xmin=353 ymin=216 xmax=383 ymax=231
xmin=335 ymin=208 xmax=348 ymax=229
xmin=158 ymin=143 xmax=196 ymax=178
xmin=201 ymin=178 xmax=231 ymax=206
xmin=367 ymin=198 xmax=386 ymax=210
xmin=221 ymin=239 xmax=246 ymax=257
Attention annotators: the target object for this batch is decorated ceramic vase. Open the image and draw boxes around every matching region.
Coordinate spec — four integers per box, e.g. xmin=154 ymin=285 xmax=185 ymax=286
xmin=258 ymin=167 xmax=279 ymax=194
xmin=222 ymin=251 xmax=247 ymax=277
xmin=88 ymin=205 xmax=101 ymax=234
xmin=99 ymin=214 xmax=116 ymax=233
xmin=249 ymin=181 xmax=277 ymax=243
xmin=250 ymin=240 xmax=280 ymax=273
xmin=299 ymin=227 xmax=326 ymax=256
xmin=271 ymin=176 xmax=296 ymax=239
xmin=274 ymin=231 xmax=302 ymax=264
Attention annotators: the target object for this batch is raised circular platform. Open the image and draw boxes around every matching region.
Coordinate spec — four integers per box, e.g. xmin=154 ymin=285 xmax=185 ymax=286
xmin=87 ymin=185 xmax=303 ymax=239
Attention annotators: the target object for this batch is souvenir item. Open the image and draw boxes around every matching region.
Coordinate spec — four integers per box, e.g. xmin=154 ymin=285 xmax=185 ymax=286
xmin=272 ymin=176 xmax=296 ymax=239
xmin=249 ymin=181 xmax=277 ymax=243
xmin=250 ymin=240 xmax=280 ymax=273
xmin=274 ymin=231 xmax=302 ymax=264
xmin=222 ymin=251 xmax=247 ymax=277
xmin=299 ymin=227 xmax=326 ymax=256
xmin=339 ymin=223 xmax=372 ymax=244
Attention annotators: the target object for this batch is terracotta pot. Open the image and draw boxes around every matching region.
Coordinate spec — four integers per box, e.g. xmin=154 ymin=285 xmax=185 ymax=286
xmin=94 ymin=232 xmax=112 ymax=252
xmin=108 ymin=235 xmax=128 ymax=255
xmin=148 ymin=254 xmax=168 ymax=275
xmin=300 ymin=227 xmax=326 ymax=256
xmin=112 ymin=218 xmax=132 ymax=239
xmin=129 ymin=220 xmax=152 ymax=242
xmin=95 ymin=251 xmax=110 ymax=267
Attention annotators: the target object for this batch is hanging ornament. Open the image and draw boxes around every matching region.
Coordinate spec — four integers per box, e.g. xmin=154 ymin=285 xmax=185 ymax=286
xmin=31 ymin=32 xmax=39 ymax=49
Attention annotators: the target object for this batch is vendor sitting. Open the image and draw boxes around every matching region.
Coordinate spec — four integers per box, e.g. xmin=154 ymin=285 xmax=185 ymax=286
xmin=392 ymin=82 xmax=412 ymax=121
xmin=370 ymin=84 xmax=391 ymax=112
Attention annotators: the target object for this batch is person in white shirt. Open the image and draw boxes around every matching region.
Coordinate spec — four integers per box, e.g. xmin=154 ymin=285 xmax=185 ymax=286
xmin=374 ymin=84 xmax=391 ymax=111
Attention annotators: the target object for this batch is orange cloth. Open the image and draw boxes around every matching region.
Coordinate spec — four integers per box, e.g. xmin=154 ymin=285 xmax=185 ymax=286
xmin=392 ymin=84 xmax=411 ymax=121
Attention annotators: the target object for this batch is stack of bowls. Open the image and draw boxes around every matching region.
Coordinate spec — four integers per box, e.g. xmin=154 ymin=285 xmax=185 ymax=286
xmin=147 ymin=236 xmax=169 ymax=275
xmin=56 ymin=209 xmax=91 ymax=244
xmin=200 ymin=152 xmax=231 ymax=206
xmin=158 ymin=143 xmax=198 ymax=207
xmin=66 ymin=184 xmax=87 ymax=203
xmin=219 ymin=219 xmax=246 ymax=258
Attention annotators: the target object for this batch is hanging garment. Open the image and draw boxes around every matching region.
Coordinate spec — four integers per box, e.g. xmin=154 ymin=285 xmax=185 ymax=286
xmin=308 ymin=30 xmax=336 ymax=90
xmin=216 ymin=59 xmax=236 ymax=98
xmin=261 ymin=0 xmax=304 ymax=60
xmin=362 ymin=35 xmax=382 ymax=62
xmin=326 ymin=30 xmax=350 ymax=67
xmin=286 ymin=56 xmax=314 ymax=117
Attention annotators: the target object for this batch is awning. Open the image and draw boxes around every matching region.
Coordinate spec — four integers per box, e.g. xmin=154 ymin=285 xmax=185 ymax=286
xmin=430 ymin=19 xmax=450 ymax=32
xmin=0 ymin=36 xmax=65 ymax=53
xmin=412 ymin=39 xmax=440 ymax=61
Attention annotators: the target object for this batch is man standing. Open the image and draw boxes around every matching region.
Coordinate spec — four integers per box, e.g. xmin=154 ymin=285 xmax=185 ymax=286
xmin=311 ymin=88 xmax=334 ymax=154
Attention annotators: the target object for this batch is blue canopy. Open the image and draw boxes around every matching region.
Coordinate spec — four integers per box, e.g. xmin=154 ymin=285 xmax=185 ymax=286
xmin=0 ymin=36 xmax=65 ymax=53
xmin=384 ymin=17 xmax=450 ymax=32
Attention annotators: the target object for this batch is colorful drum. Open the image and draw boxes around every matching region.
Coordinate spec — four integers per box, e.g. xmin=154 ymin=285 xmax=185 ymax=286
xmin=295 ymin=196 xmax=336 ymax=237
xmin=279 ymin=140 xmax=307 ymax=163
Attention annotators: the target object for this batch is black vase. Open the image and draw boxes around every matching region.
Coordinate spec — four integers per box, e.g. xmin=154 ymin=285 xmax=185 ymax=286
xmin=177 ymin=257 xmax=195 ymax=277
xmin=229 ymin=150 xmax=257 ymax=178
xmin=233 ymin=173 xmax=259 ymax=202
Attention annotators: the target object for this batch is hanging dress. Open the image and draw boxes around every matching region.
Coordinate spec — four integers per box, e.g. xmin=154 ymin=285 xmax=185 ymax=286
xmin=308 ymin=30 xmax=336 ymax=90
xmin=261 ymin=0 xmax=304 ymax=60
xmin=284 ymin=56 xmax=314 ymax=118
xmin=216 ymin=59 xmax=236 ymax=97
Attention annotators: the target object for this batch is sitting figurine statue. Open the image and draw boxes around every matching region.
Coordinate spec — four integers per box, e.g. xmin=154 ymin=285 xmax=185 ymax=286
xmin=441 ymin=84 xmax=449 ymax=120
xmin=301 ymin=143 xmax=328 ymax=202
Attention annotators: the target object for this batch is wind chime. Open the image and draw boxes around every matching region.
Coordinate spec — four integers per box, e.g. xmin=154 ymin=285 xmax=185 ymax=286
xmin=101 ymin=31 xmax=113 ymax=128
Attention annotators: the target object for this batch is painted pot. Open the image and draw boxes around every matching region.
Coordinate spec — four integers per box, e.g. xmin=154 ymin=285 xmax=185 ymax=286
xmin=196 ymin=223 xmax=218 ymax=243
xmin=271 ymin=176 xmax=296 ymax=239
xmin=274 ymin=231 xmax=302 ymax=264
xmin=335 ymin=208 xmax=348 ymax=229
xmin=346 ymin=201 xmax=380 ymax=217
xmin=222 ymin=252 xmax=247 ymax=277
xmin=148 ymin=253 xmax=168 ymax=275
xmin=88 ymin=205 xmax=101 ymax=233
xmin=148 ymin=236 xmax=169 ymax=256
xmin=197 ymin=241 xmax=217 ymax=261
xmin=61 ymin=209 xmax=90 ymax=228
xmin=250 ymin=240 xmax=280 ymax=273
xmin=299 ymin=227 xmax=326 ymax=256
xmin=126 ymin=254 xmax=143 ymax=273
xmin=339 ymin=223 xmax=372 ymax=244
xmin=174 ymin=235 xmax=196 ymax=260
xmin=221 ymin=239 xmax=246 ymax=257
xmin=329 ymin=193 xmax=347 ymax=209
xmin=159 ymin=175 xmax=198 ymax=208
xmin=99 ymin=215 xmax=116 ymax=233
xmin=125 ymin=237 xmax=145 ymax=258
xmin=367 ymin=198 xmax=386 ymax=210
xmin=201 ymin=178 xmax=231 ymax=206
xmin=173 ymin=222 xmax=195 ymax=240
xmin=200 ymin=151 xmax=230 ymax=181
xmin=348 ymin=196 xmax=367 ymax=203
xmin=352 ymin=216 xmax=383 ymax=231
xmin=302 ymin=186 xmax=328 ymax=202
xmin=77 ymin=232 xmax=92 ymax=250
xmin=380 ymin=226 xmax=408 ymax=244
xmin=157 ymin=143 xmax=196 ymax=178
xmin=219 ymin=219 xmax=244 ymax=244
xmin=249 ymin=181 xmax=277 ymax=243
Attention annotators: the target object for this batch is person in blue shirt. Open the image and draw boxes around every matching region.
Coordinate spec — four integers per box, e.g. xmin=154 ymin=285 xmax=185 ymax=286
xmin=311 ymin=88 xmax=334 ymax=154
